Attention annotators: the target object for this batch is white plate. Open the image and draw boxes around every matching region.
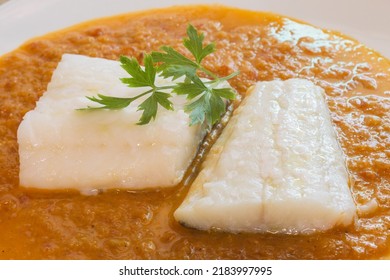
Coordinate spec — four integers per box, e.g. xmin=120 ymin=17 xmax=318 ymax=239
xmin=0 ymin=0 xmax=389 ymax=58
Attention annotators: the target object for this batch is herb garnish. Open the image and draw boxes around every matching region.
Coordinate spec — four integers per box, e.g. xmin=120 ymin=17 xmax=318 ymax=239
xmin=82 ymin=25 xmax=239 ymax=127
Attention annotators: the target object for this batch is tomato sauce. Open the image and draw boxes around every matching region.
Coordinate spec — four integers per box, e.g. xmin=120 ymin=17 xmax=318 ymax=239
xmin=0 ymin=5 xmax=389 ymax=259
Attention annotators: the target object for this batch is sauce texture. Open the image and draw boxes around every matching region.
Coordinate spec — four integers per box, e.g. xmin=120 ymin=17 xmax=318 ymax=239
xmin=0 ymin=5 xmax=389 ymax=259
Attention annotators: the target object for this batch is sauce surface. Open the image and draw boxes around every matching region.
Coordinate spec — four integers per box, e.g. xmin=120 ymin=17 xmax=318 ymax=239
xmin=0 ymin=5 xmax=389 ymax=259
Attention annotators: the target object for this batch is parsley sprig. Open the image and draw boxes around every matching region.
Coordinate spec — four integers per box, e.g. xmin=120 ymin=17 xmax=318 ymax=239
xmin=82 ymin=25 xmax=239 ymax=127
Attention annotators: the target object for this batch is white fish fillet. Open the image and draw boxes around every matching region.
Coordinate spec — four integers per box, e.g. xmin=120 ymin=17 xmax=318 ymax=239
xmin=175 ymin=79 xmax=356 ymax=233
xmin=18 ymin=54 xmax=205 ymax=194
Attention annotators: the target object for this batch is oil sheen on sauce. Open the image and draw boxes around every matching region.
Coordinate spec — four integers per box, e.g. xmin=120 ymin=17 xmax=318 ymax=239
xmin=0 ymin=6 xmax=389 ymax=259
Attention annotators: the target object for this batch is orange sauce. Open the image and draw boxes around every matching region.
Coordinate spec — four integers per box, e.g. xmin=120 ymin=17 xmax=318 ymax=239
xmin=0 ymin=5 xmax=389 ymax=259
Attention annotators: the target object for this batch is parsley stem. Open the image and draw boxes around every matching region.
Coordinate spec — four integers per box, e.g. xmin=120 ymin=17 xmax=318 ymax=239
xmin=203 ymin=71 xmax=239 ymax=87
xmin=199 ymin=65 xmax=219 ymax=80
xmin=219 ymin=71 xmax=240 ymax=81
xmin=133 ymin=89 xmax=154 ymax=99
xmin=155 ymin=85 xmax=175 ymax=90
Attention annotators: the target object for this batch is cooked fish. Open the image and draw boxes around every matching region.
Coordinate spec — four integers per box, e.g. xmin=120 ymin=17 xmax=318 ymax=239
xmin=18 ymin=54 xmax=205 ymax=194
xmin=175 ymin=79 xmax=356 ymax=233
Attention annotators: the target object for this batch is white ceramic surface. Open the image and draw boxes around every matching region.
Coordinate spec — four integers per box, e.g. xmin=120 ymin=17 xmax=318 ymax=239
xmin=0 ymin=0 xmax=389 ymax=58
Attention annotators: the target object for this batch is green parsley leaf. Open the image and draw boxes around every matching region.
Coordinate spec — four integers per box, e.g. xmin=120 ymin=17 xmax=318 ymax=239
xmin=209 ymin=92 xmax=226 ymax=125
xmin=151 ymin=46 xmax=197 ymax=80
xmin=185 ymin=94 xmax=208 ymax=126
xmin=81 ymin=94 xmax=134 ymax=110
xmin=184 ymin=24 xmax=216 ymax=64
xmin=184 ymin=89 xmax=226 ymax=127
xmin=137 ymin=94 xmax=158 ymax=125
xmin=137 ymin=91 xmax=174 ymax=125
xmin=174 ymin=75 xmax=207 ymax=99
xmin=153 ymin=91 xmax=174 ymax=111
xmin=173 ymin=82 xmax=206 ymax=100
xmin=119 ymin=55 xmax=156 ymax=88
xmin=212 ymin=88 xmax=236 ymax=100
